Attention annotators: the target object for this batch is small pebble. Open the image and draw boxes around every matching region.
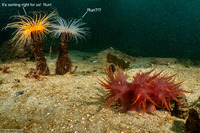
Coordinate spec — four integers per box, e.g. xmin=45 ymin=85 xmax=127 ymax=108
xmin=14 ymin=90 xmax=25 ymax=97
xmin=14 ymin=79 xmax=20 ymax=83
xmin=90 ymin=60 xmax=98 ymax=63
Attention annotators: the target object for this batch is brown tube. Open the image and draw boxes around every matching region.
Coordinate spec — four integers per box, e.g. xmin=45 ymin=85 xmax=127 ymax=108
xmin=55 ymin=32 xmax=72 ymax=75
xmin=31 ymin=31 xmax=50 ymax=75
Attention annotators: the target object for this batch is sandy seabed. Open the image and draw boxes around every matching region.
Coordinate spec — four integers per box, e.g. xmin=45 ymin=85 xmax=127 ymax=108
xmin=0 ymin=50 xmax=199 ymax=133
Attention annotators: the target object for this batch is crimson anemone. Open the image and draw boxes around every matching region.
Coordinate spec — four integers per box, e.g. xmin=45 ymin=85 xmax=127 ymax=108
xmin=99 ymin=63 xmax=191 ymax=113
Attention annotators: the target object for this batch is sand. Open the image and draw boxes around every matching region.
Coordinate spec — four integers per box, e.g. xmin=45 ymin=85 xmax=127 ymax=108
xmin=0 ymin=50 xmax=199 ymax=133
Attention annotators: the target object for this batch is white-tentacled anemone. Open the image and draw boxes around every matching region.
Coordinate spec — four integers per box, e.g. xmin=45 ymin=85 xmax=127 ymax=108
xmin=50 ymin=16 xmax=90 ymax=43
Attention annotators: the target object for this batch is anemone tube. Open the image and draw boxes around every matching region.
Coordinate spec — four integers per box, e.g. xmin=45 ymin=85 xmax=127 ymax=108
xmin=55 ymin=32 xmax=72 ymax=75
xmin=31 ymin=31 xmax=50 ymax=75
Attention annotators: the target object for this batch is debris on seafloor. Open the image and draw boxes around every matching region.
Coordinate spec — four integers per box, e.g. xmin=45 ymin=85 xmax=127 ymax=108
xmin=185 ymin=96 xmax=200 ymax=133
xmin=63 ymin=66 xmax=78 ymax=76
xmin=171 ymin=94 xmax=189 ymax=119
xmin=106 ymin=53 xmax=130 ymax=69
xmin=2 ymin=66 xmax=10 ymax=73
xmin=71 ymin=66 xmax=78 ymax=74
xmin=64 ymin=72 xmax=76 ymax=77
xmin=24 ymin=68 xmax=43 ymax=80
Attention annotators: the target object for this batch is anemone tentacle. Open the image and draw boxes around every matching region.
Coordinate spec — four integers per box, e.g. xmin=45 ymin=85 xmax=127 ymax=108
xmin=50 ymin=16 xmax=90 ymax=43
xmin=4 ymin=10 xmax=57 ymax=46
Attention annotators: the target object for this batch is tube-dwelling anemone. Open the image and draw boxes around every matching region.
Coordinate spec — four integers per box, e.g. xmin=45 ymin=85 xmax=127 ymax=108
xmin=99 ymin=62 xmax=191 ymax=113
xmin=4 ymin=10 xmax=57 ymax=75
xmin=51 ymin=16 xmax=90 ymax=75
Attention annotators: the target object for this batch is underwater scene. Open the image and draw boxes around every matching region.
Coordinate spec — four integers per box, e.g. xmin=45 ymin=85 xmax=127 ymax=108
xmin=0 ymin=0 xmax=200 ymax=132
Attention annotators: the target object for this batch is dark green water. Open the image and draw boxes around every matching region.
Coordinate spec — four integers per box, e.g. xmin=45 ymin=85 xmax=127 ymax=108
xmin=1 ymin=0 xmax=200 ymax=60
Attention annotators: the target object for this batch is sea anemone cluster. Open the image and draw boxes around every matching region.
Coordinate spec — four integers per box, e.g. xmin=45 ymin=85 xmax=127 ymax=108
xmin=99 ymin=63 xmax=191 ymax=113
xmin=3 ymin=10 xmax=89 ymax=75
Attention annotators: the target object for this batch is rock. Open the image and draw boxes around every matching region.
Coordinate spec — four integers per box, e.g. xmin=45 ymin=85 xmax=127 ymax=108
xmin=14 ymin=79 xmax=20 ymax=83
xmin=185 ymin=96 xmax=200 ymax=133
xmin=107 ymin=54 xmax=130 ymax=69
xmin=89 ymin=48 xmax=136 ymax=65
xmin=154 ymin=58 xmax=177 ymax=65
xmin=185 ymin=108 xmax=200 ymax=133
xmin=14 ymin=90 xmax=25 ymax=97
xmin=13 ymin=89 xmax=30 ymax=97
